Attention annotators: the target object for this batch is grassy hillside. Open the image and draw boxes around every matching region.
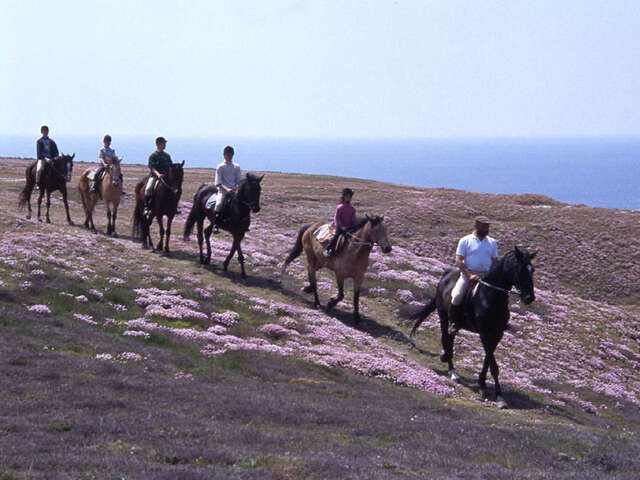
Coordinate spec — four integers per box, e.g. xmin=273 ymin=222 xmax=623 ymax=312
xmin=0 ymin=157 xmax=639 ymax=479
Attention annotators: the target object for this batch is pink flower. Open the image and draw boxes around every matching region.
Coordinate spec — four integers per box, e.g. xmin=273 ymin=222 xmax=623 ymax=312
xmin=73 ymin=313 xmax=97 ymax=325
xmin=27 ymin=304 xmax=51 ymax=315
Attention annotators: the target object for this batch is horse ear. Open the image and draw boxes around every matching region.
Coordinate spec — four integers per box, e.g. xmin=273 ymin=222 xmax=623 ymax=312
xmin=181 ymin=160 xmax=185 ymax=166
xmin=514 ymin=246 xmax=523 ymax=261
xmin=529 ymin=250 xmax=537 ymax=260
xmin=365 ymin=214 xmax=371 ymax=221
xmin=71 ymin=153 xmax=75 ymax=159
xmin=258 ymin=175 xmax=264 ymax=182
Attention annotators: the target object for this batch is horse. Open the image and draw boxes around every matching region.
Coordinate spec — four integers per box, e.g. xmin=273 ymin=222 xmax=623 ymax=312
xmin=281 ymin=215 xmax=392 ymax=321
xmin=18 ymin=153 xmax=75 ymax=224
xmin=409 ymin=247 xmax=536 ymax=408
xmin=183 ymin=173 xmax=263 ymax=278
xmin=132 ymin=161 xmax=184 ymax=253
xmin=78 ymin=158 xmax=123 ymax=236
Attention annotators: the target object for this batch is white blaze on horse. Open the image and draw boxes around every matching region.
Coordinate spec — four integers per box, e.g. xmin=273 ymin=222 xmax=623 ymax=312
xmin=78 ymin=158 xmax=123 ymax=236
xmin=281 ymin=215 xmax=392 ymax=320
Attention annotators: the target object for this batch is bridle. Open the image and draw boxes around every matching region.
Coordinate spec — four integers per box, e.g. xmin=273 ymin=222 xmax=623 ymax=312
xmin=48 ymin=156 xmax=72 ymax=182
xmin=477 ymin=279 xmax=522 ymax=297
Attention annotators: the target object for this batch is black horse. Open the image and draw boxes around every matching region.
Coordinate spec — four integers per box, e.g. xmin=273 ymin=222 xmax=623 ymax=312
xmin=132 ymin=161 xmax=184 ymax=253
xmin=18 ymin=154 xmax=75 ymax=224
xmin=410 ymin=247 xmax=536 ymax=408
xmin=183 ymin=173 xmax=263 ymax=277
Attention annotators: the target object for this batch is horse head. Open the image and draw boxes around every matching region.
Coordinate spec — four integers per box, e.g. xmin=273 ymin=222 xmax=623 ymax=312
xmin=56 ymin=153 xmax=74 ymax=182
xmin=511 ymin=246 xmax=537 ymax=304
xmin=240 ymin=173 xmax=263 ymax=213
xmin=365 ymin=214 xmax=392 ymax=254
xmin=168 ymin=160 xmax=185 ymax=189
xmin=109 ymin=157 xmax=122 ymax=187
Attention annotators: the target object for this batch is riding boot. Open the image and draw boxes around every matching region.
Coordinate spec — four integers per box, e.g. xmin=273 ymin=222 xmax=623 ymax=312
xmin=448 ymin=304 xmax=464 ymax=334
xmin=143 ymin=196 xmax=152 ymax=216
xmin=212 ymin=212 xmax=221 ymax=234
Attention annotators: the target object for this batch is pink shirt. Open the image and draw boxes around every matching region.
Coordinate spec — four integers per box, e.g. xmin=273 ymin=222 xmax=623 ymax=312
xmin=334 ymin=203 xmax=356 ymax=229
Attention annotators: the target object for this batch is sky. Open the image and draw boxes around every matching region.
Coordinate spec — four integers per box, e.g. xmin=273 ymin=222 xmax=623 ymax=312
xmin=1 ymin=0 xmax=639 ymax=139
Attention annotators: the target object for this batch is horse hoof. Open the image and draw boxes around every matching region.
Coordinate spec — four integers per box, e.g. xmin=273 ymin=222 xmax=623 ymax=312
xmin=480 ymin=388 xmax=489 ymax=400
xmin=68 ymin=221 xmax=74 ymax=226
xmin=440 ymin=352 xmax=451 ymax=363
xmin=496 ymin=396 xmax=508 ymax=409
xmin=449 ymin=370 xmax=461 ymax=382
xmin=38 ymin=218 xmax=42 ymax=223
xmin=302 ymin=285 xmax=314 ymax=294
xmin=26 ymin=214 xmax=31 ymax=220
xmin=112 ymin=233 xmax=118 ymax=238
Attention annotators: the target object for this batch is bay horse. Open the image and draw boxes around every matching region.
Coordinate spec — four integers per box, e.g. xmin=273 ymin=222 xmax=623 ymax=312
xmin=281 ymin=215 xmax=392 ymax=320
xmin=409 ymin=247 xmax=536 ymax=408
xmin=132 ymin=161 xmax=184 ymax=253
xmin=18 ymin=153 xmax=75 ymax=224
xmin=183 ymin=173 xmax=263 ymax=278
xmin=78 ymin=158 xmax=123 ymax=235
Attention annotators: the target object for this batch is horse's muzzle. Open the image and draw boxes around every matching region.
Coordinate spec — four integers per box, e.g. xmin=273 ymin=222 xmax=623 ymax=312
xmin=522 ymin=293 xmax=535 ymax=305
xmin=251 ymin=205 xmax=260 ymax=213
xmin=381 ymin=245 xmax=392 ymax=254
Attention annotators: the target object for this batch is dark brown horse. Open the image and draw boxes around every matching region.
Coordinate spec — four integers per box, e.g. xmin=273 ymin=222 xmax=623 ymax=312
xmin=132 ymin=161 xmax=184 ymax=253
xmin=18 ymin=154 xmax=75 ymax=224
xmin=183 ymin=173 xmax=263 ymax=277
xmin=409 ymin=247 xmax=536 ymax=408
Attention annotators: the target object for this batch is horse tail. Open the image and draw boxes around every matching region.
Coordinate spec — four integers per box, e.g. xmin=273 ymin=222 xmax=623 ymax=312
xmin=183 ymin=187 xmax=206 ymax=241
xmin=409 ymin=297 xmax=437 ymax=339
xmin=281 ymin=224 xmax=310 ymax=273
xmin=18 ymin=164 xmax=35 ymax=209
xmin=131 ymin=180 xmax=145 ymax=239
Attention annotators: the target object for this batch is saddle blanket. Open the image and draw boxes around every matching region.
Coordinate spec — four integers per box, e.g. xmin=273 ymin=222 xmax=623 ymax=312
xmin=205 ymin=193 xmax=217 ymax=211
xmin=313 ymin=223 xmax=335 ymax=244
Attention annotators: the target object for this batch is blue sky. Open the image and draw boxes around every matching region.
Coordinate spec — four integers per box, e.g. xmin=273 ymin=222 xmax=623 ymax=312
xmin=1 ymin=0 xmax=639 ymax=138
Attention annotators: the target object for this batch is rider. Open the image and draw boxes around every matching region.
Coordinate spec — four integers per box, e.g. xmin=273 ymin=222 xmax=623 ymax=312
xmin=90 ymin=134 xmax=117 ymax=193
xmin=212 ymin=145 xmax=242 ymax=233
xmin=144 ymin=136 xmax=172 ymax=215
xmin=450 ymin=215 xmax=499 ymax=329
xmin=35 ymin=125 xmax=59 ymax=190
xmin=323 ymin=188 xmax=356 ymax=257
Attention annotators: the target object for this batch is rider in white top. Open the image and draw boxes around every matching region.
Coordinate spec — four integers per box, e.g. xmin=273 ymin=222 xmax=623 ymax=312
xmin=90 ymin=134 xmax=117 ymax=193
xmin=213 ymin=145 xmax=242 ymax=233
xmin=450 ymin=216 xmax=499 ymax=328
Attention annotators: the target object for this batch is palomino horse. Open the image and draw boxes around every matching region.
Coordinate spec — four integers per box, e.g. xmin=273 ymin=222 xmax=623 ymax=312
xmin=281 ymin=215 xmax=392 ymax=320
xmin=78 ymin=159 xmax=123 ymax=235
xmin=18 ymin=154 xmax=75 ymax=224
xmin=132 ymin=161 xmax=184 ymax=253
xmin=409 ymin=247 xmax=536 ymax=408
xmin=183 ymin=173 xmax=263 ymax=278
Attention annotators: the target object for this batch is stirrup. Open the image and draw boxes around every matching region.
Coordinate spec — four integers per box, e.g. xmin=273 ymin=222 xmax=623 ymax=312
xmin=322 ymin=248 xmax=332 ymax=257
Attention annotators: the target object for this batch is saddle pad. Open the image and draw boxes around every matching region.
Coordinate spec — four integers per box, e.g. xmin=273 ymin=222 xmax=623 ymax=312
xmin=313 ymin=223 xmax=335 ymax=244
xmin=86 ymin=168 xmax=98 ymax=181
xmin=205 ymin=193 xmax=217 ymax=211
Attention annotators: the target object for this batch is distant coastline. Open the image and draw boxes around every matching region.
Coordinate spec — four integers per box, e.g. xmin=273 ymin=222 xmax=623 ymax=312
xmin=1 ymin=135 xmax=639 ymax=209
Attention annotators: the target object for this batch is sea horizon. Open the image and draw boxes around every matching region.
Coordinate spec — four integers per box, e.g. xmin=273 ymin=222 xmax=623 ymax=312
xmin=1 ymin=134 xmax=638 ymax=210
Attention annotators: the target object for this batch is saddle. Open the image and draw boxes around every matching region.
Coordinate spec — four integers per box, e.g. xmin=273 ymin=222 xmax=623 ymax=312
xmin=313 ymin=223 xmax=348 ymax=254
xmin=204 ymin=191 xmax=234 ymax=224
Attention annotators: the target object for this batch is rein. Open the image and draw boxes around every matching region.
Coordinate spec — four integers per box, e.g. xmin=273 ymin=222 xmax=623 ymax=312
xmin=478 ymin=279 xmax=521 ymax=297
xmin=345 ymin=230 xmax=374 ymax=247
xmin=158 ymin=175 xmax=181 ymax=198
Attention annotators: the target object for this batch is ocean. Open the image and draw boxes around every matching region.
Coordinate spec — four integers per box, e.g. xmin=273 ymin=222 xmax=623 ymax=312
xmin=1 ymin=135 xmax=638 ymax=210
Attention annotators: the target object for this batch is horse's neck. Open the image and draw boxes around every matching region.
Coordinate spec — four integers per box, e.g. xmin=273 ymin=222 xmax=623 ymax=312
xmin=348 ymin=222 xmax=373 ymax=255
xmin=483 ymin=257 xmax=512 ymax=290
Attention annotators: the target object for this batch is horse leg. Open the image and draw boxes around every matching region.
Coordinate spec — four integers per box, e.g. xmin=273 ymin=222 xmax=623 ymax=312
xmin=203 ymin=223 xmax=213 ymax=264
xmin=37 ymin=189 xmax=44 ymax=222
xmin=352 ymin=273 xmax=365 ymax=321
xmin=235 ymin=234 xmax=246 ymax=278
xmin=197 ymin=220 xmax=205 ymax=264
xmin=326 ymin=275 xmax=344 ymax=312
xmin=155 ymin=216 xmax=165 ymax=252
xmin=480 ymin=332 xmax=506 ymax=407
xmin=439 ymin=307 xmax=459 ymax=381
xmin=106 ymin=205 xmax=112 ymax=235
xmin=143 ymin=213 xmax=154 ymax=249
xmin=62 ymin=188 xmax=73 ymax=225
xmin=45 ymin=191 xmax=52 ymax=223
xmin=308 ymin=267 xmax=320 ymax=309
xmin=223 ymin=239 xmax=238 ymax=272
xmin=164 ymin=215 xmax=173 ymax=253
xmin=112 ymin=203 xmax=119 ymax=238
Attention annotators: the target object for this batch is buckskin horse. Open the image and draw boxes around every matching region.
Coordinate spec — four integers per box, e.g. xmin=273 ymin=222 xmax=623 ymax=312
xmin=183 ymin=173 xmax=263 ymax=278
xmin=132 ymin=161 xmax=184 ymax=253
xmin=78 ymin=158 xmax=123 ymax=236
xmin=18 ymin=153 xmax=75 ymax=224
xmin=409 ymin=247 xmax=536 ymax=408
xmin=281 ymin=215 xmax=392 ymax=320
